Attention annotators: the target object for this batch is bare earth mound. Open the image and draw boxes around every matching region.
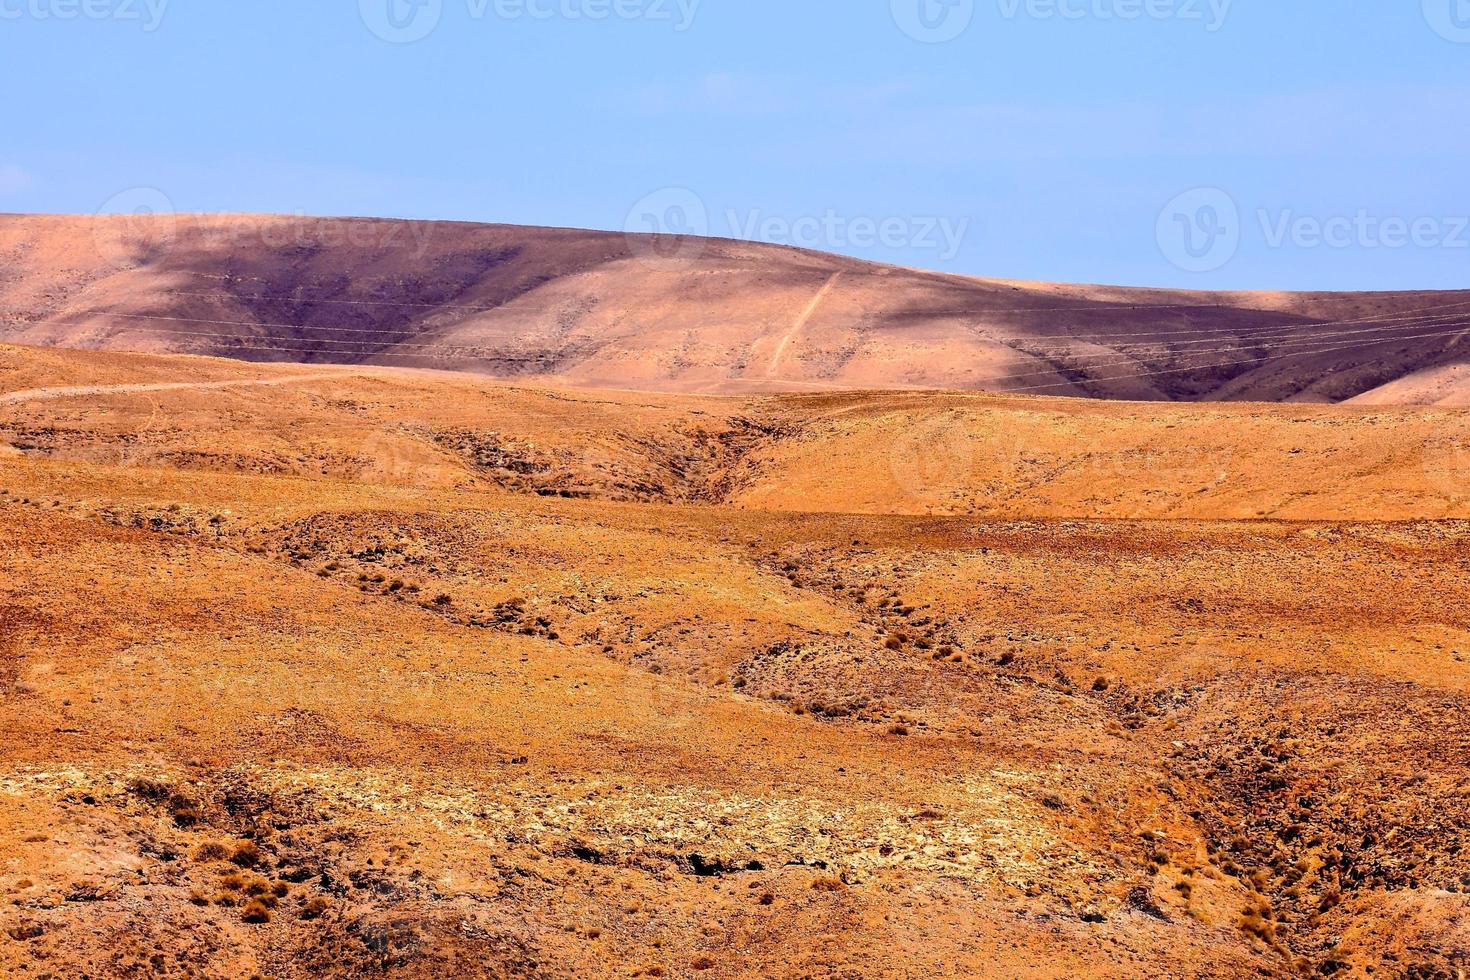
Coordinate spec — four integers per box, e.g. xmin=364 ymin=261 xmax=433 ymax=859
xmin=4 ymin=212 xmax=1470 ymax=403
xmin=1 ymin=344 xmax=1468 ymax=978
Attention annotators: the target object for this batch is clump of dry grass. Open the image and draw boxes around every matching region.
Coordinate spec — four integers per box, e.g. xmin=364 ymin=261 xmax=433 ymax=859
xmin=299 ymin=896 xmax=330 ymax=920
xmin=194 ymin=841 xmax=231 ymax=862
xmin=230 ymin=841 xmax=264 ymax=868
xmin=241 ymin=899 xmax=272 ymax=924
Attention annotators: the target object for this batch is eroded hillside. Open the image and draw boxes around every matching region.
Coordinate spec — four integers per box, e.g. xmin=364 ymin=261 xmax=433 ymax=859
xmin=1 ymin=345 xmax=1468 ymax=978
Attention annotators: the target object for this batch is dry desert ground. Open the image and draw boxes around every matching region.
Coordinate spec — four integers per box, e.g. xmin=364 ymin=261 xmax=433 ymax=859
xmin=0 ymin=342 xmax=1468 ymax=978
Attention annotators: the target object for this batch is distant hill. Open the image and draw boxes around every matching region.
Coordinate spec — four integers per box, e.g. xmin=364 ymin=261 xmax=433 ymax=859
xmin=3 ymin=212 xmax=1468 ymax=402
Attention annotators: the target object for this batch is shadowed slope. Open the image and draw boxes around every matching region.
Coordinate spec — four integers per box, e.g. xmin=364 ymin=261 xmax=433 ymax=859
xmin=4 ymin=213 xmax=1469 ymax=402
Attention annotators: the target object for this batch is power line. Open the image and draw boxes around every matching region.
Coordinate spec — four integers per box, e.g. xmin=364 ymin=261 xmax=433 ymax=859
xmin=1007 ymin=325 xmax=1470 ymax=394
xmin=23 ymin=296 xmax=1469 ymax=352
xmin=979 ymin=311 xmax=1470 ymax=384
xmin=164 ymin=282 xmax=1470 ymax=326
xmin=7 ymin=296 xmax=1470 ymax=396
xmin=22 ymin=290 xmax=1470 ymax=351
xmin=160 ymin=289 xmax=531 ymax=314
xmin=44 ymin=307 xmax=1470 ymax=369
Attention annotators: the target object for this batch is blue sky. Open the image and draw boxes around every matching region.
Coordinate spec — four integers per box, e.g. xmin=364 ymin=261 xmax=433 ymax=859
xmin=2 ymin=0 xmax=1468 ymax=290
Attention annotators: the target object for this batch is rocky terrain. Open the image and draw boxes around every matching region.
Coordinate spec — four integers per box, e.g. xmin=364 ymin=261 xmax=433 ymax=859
xmin=1 ymin=344 xmax=1467 ymax=977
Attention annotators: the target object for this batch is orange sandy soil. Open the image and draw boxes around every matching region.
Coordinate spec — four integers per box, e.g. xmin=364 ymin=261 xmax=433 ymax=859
xmin=1 ymin=345 xmax=1468 ymax=978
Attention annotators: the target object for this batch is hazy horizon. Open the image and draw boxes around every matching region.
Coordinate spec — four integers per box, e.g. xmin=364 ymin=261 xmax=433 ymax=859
xmin=3 ymin=2 xmax=1468 ymax=291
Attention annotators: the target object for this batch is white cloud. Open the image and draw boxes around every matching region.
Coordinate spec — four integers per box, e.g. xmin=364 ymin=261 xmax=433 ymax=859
xmin=0 ymin=165 xmax=34 ymax=195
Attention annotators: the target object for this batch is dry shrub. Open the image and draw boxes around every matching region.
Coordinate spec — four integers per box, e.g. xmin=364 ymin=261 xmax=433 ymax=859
xmin=195 ymin=841 xmax=231 ymax=862
xmin=231 ymin=841 xmax=264 ymax=868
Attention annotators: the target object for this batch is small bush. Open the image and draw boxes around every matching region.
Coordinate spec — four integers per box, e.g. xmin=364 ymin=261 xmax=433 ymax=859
xmin=299 ymin=896 xmax=330 ymax=920
xmin=126 ymin=777 xmax=171 ymax=801
xmin=195 ymin=841 xmax=231 ymax=862
xmin=1238 ymin=911 xmax=1275 ymax=943
xmin=241 ymin=900 xmax=272 ymax=924
xmin=167 ymin=794 xmax=204 ymax=827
